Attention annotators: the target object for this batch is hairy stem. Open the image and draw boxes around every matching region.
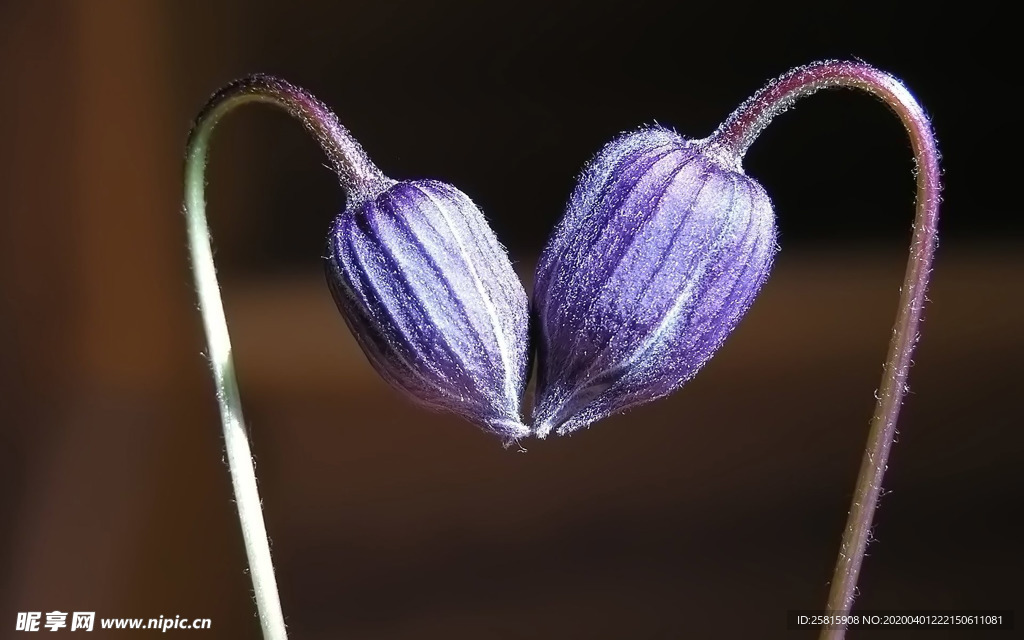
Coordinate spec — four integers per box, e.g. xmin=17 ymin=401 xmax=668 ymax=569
xmin=706 ymin=61 xmax=941 ymax=639
xmin=183 ymin=76 xmax=383 ymax=640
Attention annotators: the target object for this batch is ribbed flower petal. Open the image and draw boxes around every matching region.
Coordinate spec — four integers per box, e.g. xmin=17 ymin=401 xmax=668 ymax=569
xmin=532 ymin=127 xmax=777 ymax=436
xmin=326 ymin=180 xmax=530 ymax=440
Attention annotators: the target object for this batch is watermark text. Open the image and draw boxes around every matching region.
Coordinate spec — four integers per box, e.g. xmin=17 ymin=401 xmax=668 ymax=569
xmin=16 ymin=612 xmax=211 ymax=632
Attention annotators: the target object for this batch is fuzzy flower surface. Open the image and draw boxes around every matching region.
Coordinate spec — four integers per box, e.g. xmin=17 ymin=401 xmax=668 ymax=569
xmin=532 ymin=127 xmax=778 ymax=436
xmin=326 ymin=180 xmax=531 ymax=440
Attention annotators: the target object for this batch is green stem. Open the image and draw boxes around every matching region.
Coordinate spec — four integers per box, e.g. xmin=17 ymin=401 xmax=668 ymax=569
xmin=705 ymin=61 xmax=941 ymax=639
xmin=183 ymin=76 xmax=383 ymax=640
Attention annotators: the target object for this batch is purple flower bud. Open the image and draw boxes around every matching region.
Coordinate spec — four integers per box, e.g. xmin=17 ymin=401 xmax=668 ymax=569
xmin=531 ymin=127 xmax=777 ymax=436
xmin=326 ymin=179 xmax=531 ymax=441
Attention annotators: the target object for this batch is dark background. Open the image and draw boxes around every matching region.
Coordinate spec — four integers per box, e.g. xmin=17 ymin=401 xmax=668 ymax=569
xmin=1 ymin=1 xmax=1018 ymax=638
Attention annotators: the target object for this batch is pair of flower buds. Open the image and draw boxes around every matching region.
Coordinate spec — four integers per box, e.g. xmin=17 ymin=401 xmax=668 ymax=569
xmin=326 ymin=115 xmax=776 ymax=442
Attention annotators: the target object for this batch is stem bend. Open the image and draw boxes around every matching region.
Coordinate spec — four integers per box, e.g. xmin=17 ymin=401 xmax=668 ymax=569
xmin=708 ymin=60 xmax=941 ymax=639
xmin=183 ymin=76 xmax=384 ymax=640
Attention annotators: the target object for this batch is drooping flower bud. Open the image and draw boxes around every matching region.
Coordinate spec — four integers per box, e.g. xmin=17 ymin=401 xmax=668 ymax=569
xmin=326 ymin=179 xmax=531 ymax=441
xmin=531 ymin=126 xmax=777 ymax=436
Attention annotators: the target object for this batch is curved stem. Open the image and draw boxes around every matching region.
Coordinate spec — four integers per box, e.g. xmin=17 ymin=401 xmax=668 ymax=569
xmin=183 ymin=76 xmax=385 ymax=640
xmin=706 ymin=61 xmax=941 ymax=639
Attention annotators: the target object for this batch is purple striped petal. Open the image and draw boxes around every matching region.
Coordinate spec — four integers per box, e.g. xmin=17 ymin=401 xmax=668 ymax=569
xmin=326 ymin=180 xmax=530 ymax=441
xmin=532 ymin=127 xmax=777 ymax=436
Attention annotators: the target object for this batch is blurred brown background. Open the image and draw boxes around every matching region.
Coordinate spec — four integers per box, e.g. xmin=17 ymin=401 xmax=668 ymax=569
xmin=0 ymin=1 xmax=1018 ymax=638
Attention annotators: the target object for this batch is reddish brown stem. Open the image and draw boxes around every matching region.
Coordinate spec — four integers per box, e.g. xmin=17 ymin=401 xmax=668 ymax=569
xmin=706 ymin=61 xmax=941 ymax=640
